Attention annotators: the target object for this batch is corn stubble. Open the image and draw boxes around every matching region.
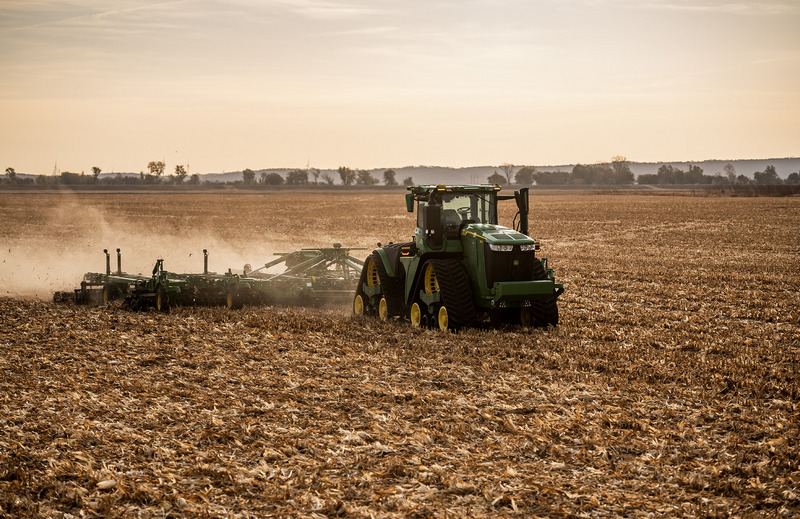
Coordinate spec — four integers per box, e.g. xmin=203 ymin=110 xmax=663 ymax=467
xmin=0 ymin=192 xmax=798 ymax=517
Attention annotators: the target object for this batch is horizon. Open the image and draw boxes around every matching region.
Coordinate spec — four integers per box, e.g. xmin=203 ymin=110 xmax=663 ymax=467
xmin=2 ymin=1 xmax=799 ymax=175
xmin=10 ymin=156 xmax=799 ymax=178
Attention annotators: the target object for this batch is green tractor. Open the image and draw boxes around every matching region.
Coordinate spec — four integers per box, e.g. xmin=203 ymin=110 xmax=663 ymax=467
xmin=353 ymin=184 xmax=564 ymax=331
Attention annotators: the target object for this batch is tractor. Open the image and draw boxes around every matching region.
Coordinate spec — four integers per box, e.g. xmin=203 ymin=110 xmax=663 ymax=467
xmin=353 ymin=184 xmax=563 ymax=330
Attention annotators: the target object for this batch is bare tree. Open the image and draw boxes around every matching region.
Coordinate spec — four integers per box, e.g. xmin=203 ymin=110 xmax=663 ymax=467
xmin=723 ymin=163 xmax=736 ymax=184
xmin=499 ymin=163 xmax=515 ymax=184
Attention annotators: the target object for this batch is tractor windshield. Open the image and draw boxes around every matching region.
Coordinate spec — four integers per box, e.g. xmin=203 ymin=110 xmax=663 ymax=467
xmin=441 ymin=192 xmax=497 ymax=225
xmin=417 ymin=191 xmax=497 ymax=228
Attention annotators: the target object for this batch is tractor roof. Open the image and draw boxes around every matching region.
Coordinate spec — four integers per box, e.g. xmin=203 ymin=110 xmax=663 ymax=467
xmin=407 ymin=184 xmax=502 ymax=195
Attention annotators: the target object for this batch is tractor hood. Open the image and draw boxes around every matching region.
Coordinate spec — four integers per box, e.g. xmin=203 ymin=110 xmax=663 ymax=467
xmin=462 ymin=223 xmax=534 ymax=245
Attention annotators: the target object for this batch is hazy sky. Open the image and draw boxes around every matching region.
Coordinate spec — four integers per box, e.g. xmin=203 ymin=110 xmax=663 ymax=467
xmin=1 ymin=0 xmax=798 ymax=174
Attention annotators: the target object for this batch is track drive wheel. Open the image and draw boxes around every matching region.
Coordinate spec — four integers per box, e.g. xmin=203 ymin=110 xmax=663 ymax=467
xmin=373 ymin=252 xmax=405 ymax=319
xmin=428 ymin=259 xmax=477 ymax=331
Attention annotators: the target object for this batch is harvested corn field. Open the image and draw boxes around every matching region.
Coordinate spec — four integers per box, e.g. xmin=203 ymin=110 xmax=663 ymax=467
xmin=1 ymin=191 xmax=799 ymax=517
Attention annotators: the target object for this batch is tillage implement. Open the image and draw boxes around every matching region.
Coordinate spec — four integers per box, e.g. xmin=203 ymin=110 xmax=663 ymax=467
xmin=353 ymin=185 xmax=564 ymax=331
xmin=54 ymin=244 xmax=364 ymax=311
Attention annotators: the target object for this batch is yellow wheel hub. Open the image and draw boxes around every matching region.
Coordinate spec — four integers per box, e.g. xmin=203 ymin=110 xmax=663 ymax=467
xmin=353 ymin=294 xmax=365 ymax=315
xmin=438 ymin=306 xmax=449 ymax=331
xmin=410 ymin=302 xmax=422 ymax=327
xmin=423 ymin=263 xmax=439 ymax=295
xmin=366 ymin=258 xmax=381 ymax=287
xmin=378 ymin=297 xmax=389 ymax=321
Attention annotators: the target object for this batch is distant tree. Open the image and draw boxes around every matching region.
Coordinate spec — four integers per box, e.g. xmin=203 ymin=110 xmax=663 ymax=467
xmin=499 ymin=163 xmax=515 ymax=184
xmin=338 ymin=167 xmax=356 ymax=186
xmin=514 ymin=167 xmax=535 ymax=185
xmin=309 ymin=168 xmax=321 ymax=185
xmin=657 ymin=164 xmax=684 ymax=184
xmin=356 ymin=169 xmax=379 ymax=185
xmin=263 ymin=172 xmax=284 ymax=185
xmin=286 ymin=169 xmax=309 ymax=185
xmin=241 ymin=168 xmax=255 ymax=184
xmin=92 ymin=166 xmax=101 ymax=183
xmin=488 ymin=172 xmax=506 ymax=185
xmin=685 ymin=164 xmax=704 ymax=184
xmin=147 ymin=161 xmax=165 ymax=183
xmin=611 ymin=156 xmax=634 ymax=185
xmin=383 ymin=169 xmax=398 ymax=186
xmin=175 ymin=165 xmax=187 ymax=184
xmin=321 ymin=172 xmax=335 ymax=185
xmin=571 ymin=163 xmax=614 ymax=185
xmin=188 ymin=174 xmax=200 ymax=185
xmin=786 ymin=172 xmax=800 ymax=185
xmin=637 ymin=174 xmax=659 ymax=185
xmin=736 ymin=174 xmax=752 ymax=185
xmin=5 ymin=167 xmax=15 ymax=183
xmin=402 ymin=176 xmax=415 ymax=186
xmin=533 ymin=170 xmax=570 ymax=185
xmin=723 ymin=163 xmax=736 ymax=183
xmin=754 ymin=165 xmax=781 ymax=185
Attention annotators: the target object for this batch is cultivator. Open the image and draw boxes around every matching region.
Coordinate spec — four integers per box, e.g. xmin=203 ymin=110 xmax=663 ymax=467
xmin=54 ymin=244 xmax=364 ymax=312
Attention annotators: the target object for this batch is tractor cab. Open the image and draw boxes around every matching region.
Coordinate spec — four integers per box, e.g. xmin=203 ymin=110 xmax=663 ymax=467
xmin=406 ymin=184 xmax=528 ymax=252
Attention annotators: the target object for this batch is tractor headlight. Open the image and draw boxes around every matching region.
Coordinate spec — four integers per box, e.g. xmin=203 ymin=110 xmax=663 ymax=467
xmin=520 ymin=244 xmax=535 ymax=252
xmin=489 ymin=244 xmax=513 ymax=252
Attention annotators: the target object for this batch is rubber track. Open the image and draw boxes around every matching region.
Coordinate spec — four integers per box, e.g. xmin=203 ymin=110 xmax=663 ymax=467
xmin=530 ymin=258 xmax=559 ymax=327
xmin=373 ymin=251 xmax=405 ymax=317
xmin=429 ymin=259 xmax=477 ymax=329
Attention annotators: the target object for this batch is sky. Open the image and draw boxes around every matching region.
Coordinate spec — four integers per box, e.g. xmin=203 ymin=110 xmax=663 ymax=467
xmin=1 ymin=0 xmax=798 ymax=175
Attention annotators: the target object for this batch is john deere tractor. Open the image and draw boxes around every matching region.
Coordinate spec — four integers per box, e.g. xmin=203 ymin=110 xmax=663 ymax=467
xmin=353 ymin=184 xmax=564 ymax=330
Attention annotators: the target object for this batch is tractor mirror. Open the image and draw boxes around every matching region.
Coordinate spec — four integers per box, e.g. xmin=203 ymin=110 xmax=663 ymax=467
xmin=405 ymin=193 xmax=414 ymax=213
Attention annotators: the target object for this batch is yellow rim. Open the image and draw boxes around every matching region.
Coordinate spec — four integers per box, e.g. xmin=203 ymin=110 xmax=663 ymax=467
xmin=520 ymin=307 xmax=532 ymax=327
xmin=226 ymin=292 xmax=233 ymax=309
xmin=366 ymin=258 xmax=380 ymax=287
xmin=438 ymin=306 xmax=449 ymax=331
xmin=379 ymin=297 xmax=389 ymax=321
xmin=353 ymin=294 xmax=365 ymax=315
xmin=423 ymin=264 xmax=439 ymax=295
xmin=157 ymin=292 xmax=163 ymax=311
xmin=410 ymin=302 xmax=422 ymax=327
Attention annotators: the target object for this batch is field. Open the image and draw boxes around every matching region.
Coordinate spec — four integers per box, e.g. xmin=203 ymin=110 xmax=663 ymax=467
xmin=1 ymin=190 xmax=798 ymax=518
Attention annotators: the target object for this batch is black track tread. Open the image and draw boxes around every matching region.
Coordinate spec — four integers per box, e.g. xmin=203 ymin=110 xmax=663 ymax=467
xmin=373 ymin=251 xmax=405 ymax=317
xmin=530 ymin=258 xmax=559 ymax=327
xmin=430 ymin=259 xmax=477 ymax=329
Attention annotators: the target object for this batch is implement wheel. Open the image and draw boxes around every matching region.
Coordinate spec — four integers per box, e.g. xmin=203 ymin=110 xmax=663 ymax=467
xmin=156 ymin=288 xmax=170 ymax=313
xmin=226 ymin=288 xmax=243 ymax=310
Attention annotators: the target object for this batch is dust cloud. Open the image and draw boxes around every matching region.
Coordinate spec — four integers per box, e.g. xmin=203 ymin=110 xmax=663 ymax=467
xmin=0 ymin=196 xmax=290 ymax=299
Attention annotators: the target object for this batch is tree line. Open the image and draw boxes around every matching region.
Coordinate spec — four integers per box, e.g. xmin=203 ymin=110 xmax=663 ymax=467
xmin=4 ymin=159 xmax=799 ymax=187
xmin=487 ymin=159 xmax=799 ymax=187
